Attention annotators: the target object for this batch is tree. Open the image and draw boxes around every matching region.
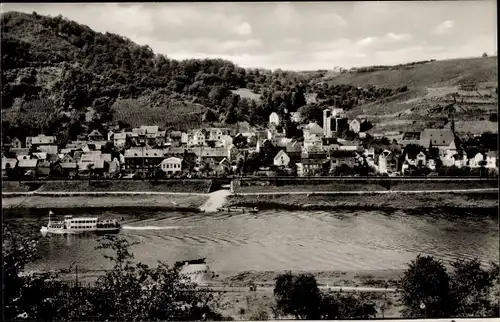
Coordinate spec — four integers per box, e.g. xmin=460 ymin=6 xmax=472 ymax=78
xmin=297 ymin=104 xmax=323 ymax=125
xmin=274 ymin=272 xmax=322 ymax=319
xmin=399 ymin=255 xmax=452 ymax=318
xmin=449 ymin=259 xmax=499 ymax=317
xmin=482 ymin=52 xmax=488 ymax=58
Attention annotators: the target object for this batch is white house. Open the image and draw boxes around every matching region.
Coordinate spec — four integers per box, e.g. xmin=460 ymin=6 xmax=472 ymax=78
xmin=113 ymin=132 xmax=127 ymax=148
xmin=274 ymin=150 xmax=290 ymax=167
xmin=269 ymin=112 xmax=280 ymax=126
xmin=160 ymin=157 xmax=183 ymax=174
xmin=191 ymin=130 xmax=206 ymax=146
xmin=468 ymin=152 xmax=485 ymax=168
xmin=486 ymin=151 xmax=498 ymax=169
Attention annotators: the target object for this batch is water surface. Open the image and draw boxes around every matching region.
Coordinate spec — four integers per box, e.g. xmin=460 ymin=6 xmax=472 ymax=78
xmin=6 ymin=208 xmax=498 ymax=273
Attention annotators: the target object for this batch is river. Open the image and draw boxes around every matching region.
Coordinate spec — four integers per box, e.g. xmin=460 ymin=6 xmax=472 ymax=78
xmin=5 ymin=208 xmax=498 ymax=274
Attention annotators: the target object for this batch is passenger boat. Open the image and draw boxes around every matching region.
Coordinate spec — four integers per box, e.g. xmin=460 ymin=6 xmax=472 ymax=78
xmin=40 ymin=211 xmax=121 ymax=235
xmin=217 ymin=207 xmax=259 ymax=213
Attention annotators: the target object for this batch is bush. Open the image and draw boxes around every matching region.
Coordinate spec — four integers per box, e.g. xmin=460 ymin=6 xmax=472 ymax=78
xmin=3 ymin=227 xmax=229 ymax=321
xmin=399 ymin=255 xmax=499 ymax=318
xmin=273 ymin=272 xmax=377 ymax=319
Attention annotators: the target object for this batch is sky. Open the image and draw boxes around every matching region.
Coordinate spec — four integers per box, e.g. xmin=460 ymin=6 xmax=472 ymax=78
xmin=2 ymin=1 xmax=497 ymax=71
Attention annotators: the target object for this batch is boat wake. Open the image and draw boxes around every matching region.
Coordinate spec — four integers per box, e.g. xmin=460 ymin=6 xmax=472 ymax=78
xmin=122 ymin=225 xmax=193 ymax=230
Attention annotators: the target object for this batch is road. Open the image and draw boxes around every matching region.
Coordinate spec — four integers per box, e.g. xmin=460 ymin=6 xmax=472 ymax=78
xmin=198 ymin=284 xmax=397 ymax=293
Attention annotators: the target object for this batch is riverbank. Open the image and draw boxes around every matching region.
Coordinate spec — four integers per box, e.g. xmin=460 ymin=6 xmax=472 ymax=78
xmin=2 ymin=194 xmax=208 ymax=211
xmin=50 ymin=268 xmax=404 ymax=319
xmin=225 ymin=191 xmax=499 ymax=210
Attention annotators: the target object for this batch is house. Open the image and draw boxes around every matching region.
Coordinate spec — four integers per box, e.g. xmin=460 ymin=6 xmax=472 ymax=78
xmin=18 ymin=159 xmax=39 ymax=179
xmin=88 ymin=130 xmax=105 ymax=141
xmin=269 ymin=112 xmax=280 ymax=126
xmin=274 ymin=150 xmax=290 ymax=167
xmin=215 ymin=158 xmax=232 ymax=175
xmin=78 ymin=159 xmax=106 ymax=175
xmin=349 ymin=118 xmax=369 ymax=134
xmin=26 ymin=134 xmax=56 ymax=148
xmin=9 ymin=137 xmax=23 ymax=149
xmin=191 ymin=147 xmax=228 ymax=162
xmin=468 ymin=152 xmax=486 ymax=168
xmin=337 ymin=139 xmax=359 ymax=151
xmin=403 ymin=147 xmax=427 ymax=167
xmin=37 ymin=145 xmax=59 ymax=155
xmin=32 ymin=152 xmax=48 ymax=161
xmin=286 ymin=140 xmax=302 ymax=162
xmin=486 ymin=151 xmax=498 ymax=169
xmin=219 ymin=135 xmax=233 ymax=148
xmin=61 ymin=163 xmax=79 ymax=177
xmin=124 ymin=149 xmax=164 ymax=170
xmin=322 ymin=137 xmax=341 ymax=152
xmin=300 ymin=159 xmax=329 ymax=176
xmin=2 ymin=158 xmax=18 ymax=178
xmin=323 ymin=108 xmax=348 ymax=137
xmin=441 ymin=138 xmax=466 ymax=167
xmin=112 ymin=132 xmax=127 ymax=149
xmin=301 ymin=145 xmax=327 ymax=160
xmin=16 ymin=155 xmax=31 ymax=161
xmin=36 ymin=160 xmax=51 ymax=178
xmin=188 ymin=130 xmax=207 ymax=147
xmin=10 ymin=148 xmax=30 ymax=157
xmin=160 ymin=157 xmax=183 ymax=175
xmin=378 ymin=150 xmax=399 ymax=174
xmin=329 ymin=150 xmax=357 ymax=171
xmin=420 ymin=128 xmax=458 ymax=154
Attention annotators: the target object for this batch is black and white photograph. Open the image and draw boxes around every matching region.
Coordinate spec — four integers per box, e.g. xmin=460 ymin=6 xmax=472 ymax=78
xmin=1 ymin=1 xmax=499 ymax=321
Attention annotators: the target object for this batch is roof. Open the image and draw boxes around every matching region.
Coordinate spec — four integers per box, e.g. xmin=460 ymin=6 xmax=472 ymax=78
xmin=140 ymin=125 xmax=159 ymax=134
xmin=78 ymin=159 xmax=105 ymax=169
xmin=1 ymin=158 xmax=17 ymax=170
xmin=124 ymin=149 xmax=164 ymax=158
xmin=31 ymin=134 xmax=56 ymax=144
xmin=301 ymin=158 xmax=329 ymax=165
xmin=329 ymin=150 xmax=357 ymax=158
xmin=322 ymin=137 xmax=339 ymax=145
xmin=305 ymin=122 xmax=324 ymax=135
xmin=161 ymin=157 xmax=183 ymax=163
xmin=10 ymin=148 xmax=30 ymax=156
xmin=487 ymin=151 xmax=498 ymax=158
xmin=274 ymin=150 xmax=289 ymax=161
xmin=18 ymin=159 xmax=38 ymax=168
xmin=113 ymin=132 xmax=127 ymax=139
xmin=88 ymin=129 xmax=103 ymax=137
xmin=61 ymin=162 xmax=78 ymax=169
xmin=421 ymin=129 xmax=456 ymax=147
xmin=32 ymin=152 xmax=47 ymax=160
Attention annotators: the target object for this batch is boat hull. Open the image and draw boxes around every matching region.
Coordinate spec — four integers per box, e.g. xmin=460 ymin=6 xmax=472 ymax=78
xmin=40 ymin=226 xmax=120 ymax=235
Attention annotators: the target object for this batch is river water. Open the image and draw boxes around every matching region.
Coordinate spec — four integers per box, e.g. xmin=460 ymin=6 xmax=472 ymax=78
xmin=6 ymin=208 xmax=499 ymax=274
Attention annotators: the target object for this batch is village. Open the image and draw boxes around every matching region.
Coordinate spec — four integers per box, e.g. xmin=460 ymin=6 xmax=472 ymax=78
xmin=1 ymin=106 xmax=498 ymax=180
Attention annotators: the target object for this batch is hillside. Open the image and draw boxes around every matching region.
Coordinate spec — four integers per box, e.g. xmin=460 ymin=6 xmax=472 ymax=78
xmin=1 ymin=11 xmax=497 ymax=145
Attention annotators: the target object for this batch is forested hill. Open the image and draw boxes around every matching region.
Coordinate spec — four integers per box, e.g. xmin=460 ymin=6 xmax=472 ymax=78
xmin=1 ymin=11 xmax=497 ymax=144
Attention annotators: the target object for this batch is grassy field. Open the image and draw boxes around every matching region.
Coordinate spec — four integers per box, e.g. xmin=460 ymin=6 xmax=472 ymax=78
xmin=2 ymin=194 xmax=208 ymax=209
xmin=234 ymin=179 xmax=499 ymax=194
xmin=230 ymin=88 xmax=261 ymax=101
xmin=226 ymin=192 xmax=499 ymax=210
xmin=328 ymin=57 xmax=498 ymax=89
xmin=2 ymin=180 xmax=213 ymax=194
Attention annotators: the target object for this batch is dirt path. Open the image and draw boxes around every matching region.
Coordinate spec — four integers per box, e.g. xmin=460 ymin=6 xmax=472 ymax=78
xmin=199 ymin=189 xmax=232 ymax=212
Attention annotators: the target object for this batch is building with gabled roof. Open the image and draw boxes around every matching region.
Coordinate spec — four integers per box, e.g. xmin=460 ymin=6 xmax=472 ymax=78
xmin=274 ymin=150 xmax=290 ymax=167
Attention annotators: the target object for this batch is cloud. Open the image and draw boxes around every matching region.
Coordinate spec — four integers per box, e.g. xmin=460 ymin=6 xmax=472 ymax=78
xmin=386 ymin=32 xmax=412 ymax=42
xmin=433 ymin=20 xmax=455 ymax=35
xmin=235 ymin=21 xmax=252 ymax=36
xmin=356 ymin=37 xmax=378 ymax=46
